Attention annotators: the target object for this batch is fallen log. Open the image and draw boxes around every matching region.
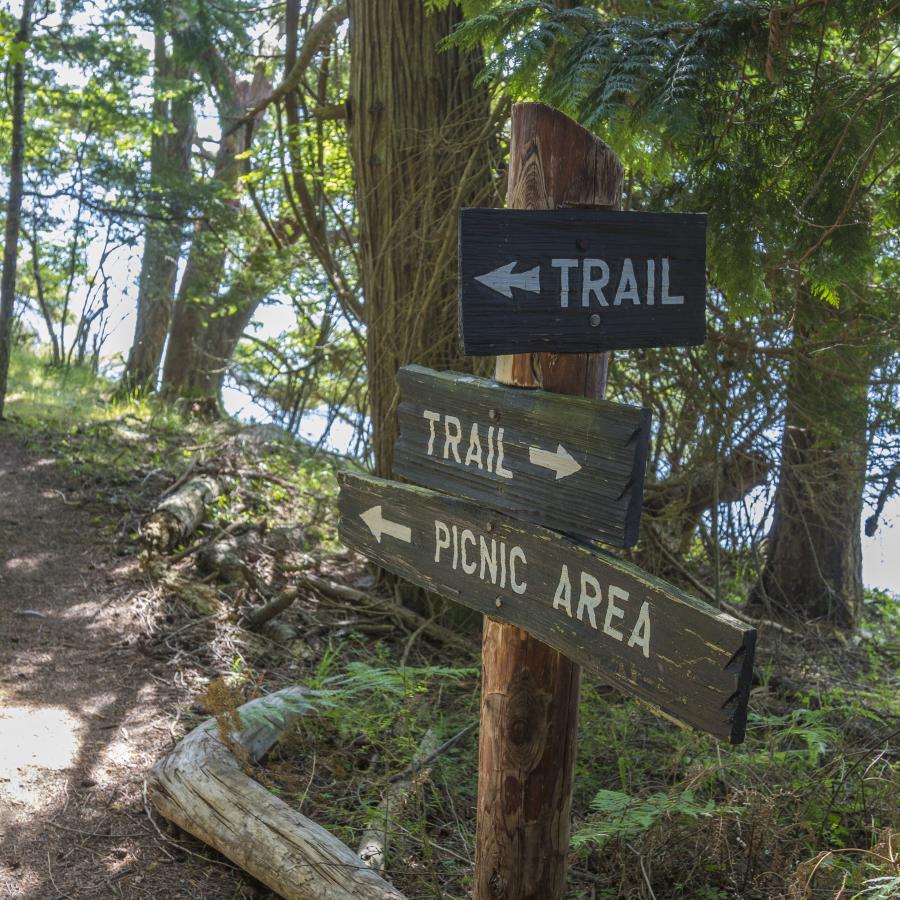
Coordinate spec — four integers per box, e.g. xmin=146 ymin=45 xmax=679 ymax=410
xmin=197 ymin=528 xmax=261 ymax=584
xmin=147 ymin=687 xmax=406 ymax=900
xmin=243 ymin=586 xmax=301 ymax=630
xmin=142 ymin=475 xmax=221 ymax=552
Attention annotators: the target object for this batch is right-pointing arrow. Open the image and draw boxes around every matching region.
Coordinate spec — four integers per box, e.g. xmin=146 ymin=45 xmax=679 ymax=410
xmin=475 ymin=261 xmax=541 ymax=299
xmin=529 ymin=443 xmax=582 ymax=480
xmin=359 ymin=505 xmax=412 ymax=543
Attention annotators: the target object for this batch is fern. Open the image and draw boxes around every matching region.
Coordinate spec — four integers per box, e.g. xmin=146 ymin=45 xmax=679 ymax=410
xmin=228 ymin=663 xmax=477 ymax=734
xmin=571 ymin=788 xmax=734 ymax=851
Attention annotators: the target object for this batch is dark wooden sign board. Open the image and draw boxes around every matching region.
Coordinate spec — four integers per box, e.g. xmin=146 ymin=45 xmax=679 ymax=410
xmin=393 ymin=365 xmax=651 ymax=547
xmin=339 ymin=471 xmax=755 ymax=744
xmin=458 ymin=208 xmax=707 ymax=355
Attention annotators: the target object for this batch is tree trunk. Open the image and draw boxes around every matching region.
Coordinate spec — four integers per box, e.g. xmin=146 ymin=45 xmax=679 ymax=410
xmin=475 ymin=103 xmax=623 ymax=900
xmin=158 ymin=221 xmax=231 ymax=396
xmin=0 ymin=0 xmax=35 ymax=419
xmin=347 ymin=0 xmax=500 ymax=475
xmin=122 ymin=29 xmax=194 ymax=393
xmin=751 ymin=291 xmax=870 ymax=628
xmin=163 ymin=240 xmax=278 ymax=399
xmin=160 ymin=63 xmax=271 ymax=399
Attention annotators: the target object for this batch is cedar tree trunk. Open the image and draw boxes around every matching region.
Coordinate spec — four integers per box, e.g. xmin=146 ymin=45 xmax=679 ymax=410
xmin=160 ymin=64 xmax=269 ymax=399
xmin=348 ymin=0 xmax=499 ymax=475
xmin=752 ymin=290 xmax=871 ymax=628
xmin=123 ymin=29 xmax=193 ymax=393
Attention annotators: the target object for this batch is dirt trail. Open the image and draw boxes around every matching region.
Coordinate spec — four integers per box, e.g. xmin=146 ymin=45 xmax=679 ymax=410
xmin=0 ymin=432 xmax=265 ymax=899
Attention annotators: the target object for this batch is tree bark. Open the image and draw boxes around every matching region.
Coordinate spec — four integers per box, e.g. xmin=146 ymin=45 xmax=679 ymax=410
xmin=347 ymin=0 xmax=500 ymax=475
xmin=751 ymin=290 xmax=870 ymax=628
xmin=122 ymin=29 xmax=194 ymax=393
xmin=163 ymin=239 xmax=279 ymax=398
xmin=0 ymin=0 xmax=35 ymax=418
xmin=475 ymin=103 xmax=622 ymax=900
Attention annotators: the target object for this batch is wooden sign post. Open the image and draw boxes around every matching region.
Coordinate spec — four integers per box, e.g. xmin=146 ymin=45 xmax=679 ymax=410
xmin=337 ymin=102 xmax=755 ymax=900
xmin=475 ymin=102 xmax=624 ymax=900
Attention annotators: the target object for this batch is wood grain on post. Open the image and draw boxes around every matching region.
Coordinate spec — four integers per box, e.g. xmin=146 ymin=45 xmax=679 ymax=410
xmin=475 ymin=102 xmax=623 ymax=900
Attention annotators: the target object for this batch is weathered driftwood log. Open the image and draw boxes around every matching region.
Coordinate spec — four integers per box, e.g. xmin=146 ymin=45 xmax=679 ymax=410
xmin=358 ymin=727 xmax=440 ymax=871
xmin=142 ymin=475 xmax=221 ymax=552
xmin=147 ymin=687 xmax=406 ymax=900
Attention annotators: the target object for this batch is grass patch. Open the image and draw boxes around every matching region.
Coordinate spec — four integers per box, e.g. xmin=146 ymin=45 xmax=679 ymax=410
xmin=4 ymin=346 xmax=128 ymax=426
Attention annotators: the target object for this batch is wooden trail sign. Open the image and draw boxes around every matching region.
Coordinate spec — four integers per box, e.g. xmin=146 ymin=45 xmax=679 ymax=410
xmin=393 ymin=364 xmax=651 ymax=546
xmin=339 ymin=471 xmax=756 ymax=744
xmin=459 ymin=208 xmax=707 ymax=355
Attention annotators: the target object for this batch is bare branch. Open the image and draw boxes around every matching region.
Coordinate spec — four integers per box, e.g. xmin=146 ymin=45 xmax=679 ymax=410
xmin=225 ymin=3 xmax=347 ymax=137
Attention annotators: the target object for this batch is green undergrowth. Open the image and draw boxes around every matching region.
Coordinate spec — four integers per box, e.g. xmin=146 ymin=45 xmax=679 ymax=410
xmin=4 ymin=345 xmax=138 ymax=426
xmin=1 ymin=346 xmax=343 ymax=547
xmin=219 ymin=589 xmax=898 ymax=900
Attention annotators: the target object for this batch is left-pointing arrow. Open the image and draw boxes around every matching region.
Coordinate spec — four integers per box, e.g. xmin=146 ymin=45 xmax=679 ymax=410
xmin=475 ymin=261 xmax=541 ymax=299
xmin=359 ymin=505 xmax=412 ymax=544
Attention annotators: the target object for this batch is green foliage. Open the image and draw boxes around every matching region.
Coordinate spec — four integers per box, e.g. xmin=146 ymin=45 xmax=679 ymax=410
xmin=2 ymin=344 xmax=345 ymax=547
xmin=3 ymin=345 xmax=115 ymax=426
xmin=753 ymin=708 xmax=835 ymax=769
xmin=259 ymin=645 xmax=482 ymax=895
xmin=241 ymin=661 xmax=477 ymax=737
xmin=451 ymin=1 xmax=899 ymax=314
xmin=568 ymin=618 xmax=899 ymax=895
xmin=447 ymin=0 xmax=900 ymax=619
xmin=571 ymin=787 xmax=727 ymax=852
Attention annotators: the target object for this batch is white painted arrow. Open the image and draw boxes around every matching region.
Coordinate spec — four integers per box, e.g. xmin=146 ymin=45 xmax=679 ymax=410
xmin=359 ymin=505 xmax=412 ymax=544
xmin=475 ymin=261 xmax=541 ymax=299
xmin=529 ymin=443 xmax=582 ymax=480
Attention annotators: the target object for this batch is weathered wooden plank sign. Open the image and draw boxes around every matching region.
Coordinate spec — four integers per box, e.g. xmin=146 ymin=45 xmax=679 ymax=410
xmin=393 ymin=365 xmax=651 ymax=547
xmin=339 ymin=471 xmax=755 ymax=744
xmin=459 ymin=208 xmax=707 ymax=355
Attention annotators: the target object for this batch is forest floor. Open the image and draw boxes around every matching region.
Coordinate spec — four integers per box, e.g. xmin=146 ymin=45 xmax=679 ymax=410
xmin=0 ymin=351 xmax=898 ymax=900
xmin=0 ymin=431 xmax=266 ymax=898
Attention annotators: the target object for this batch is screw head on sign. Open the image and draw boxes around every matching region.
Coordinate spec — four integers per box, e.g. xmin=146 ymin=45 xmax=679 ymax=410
xmin=495 ymin=597 xmax=502 ymax=608
xmin=590 ymin=314 xmax=602 ymax=327
xmin=488 ymin=408 xmax=498 ymax=420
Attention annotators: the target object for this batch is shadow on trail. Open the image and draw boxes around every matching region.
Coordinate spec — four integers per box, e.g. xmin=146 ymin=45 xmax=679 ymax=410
xmin=0 ymin=431 xmax=269 ymax=899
